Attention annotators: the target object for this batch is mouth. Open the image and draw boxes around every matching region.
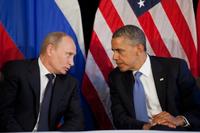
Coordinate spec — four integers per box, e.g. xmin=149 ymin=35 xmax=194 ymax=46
xmin=65 ymin=67 xmax=70 ymax=72
xmin=116 ymin=63 xmax=123 ymax=66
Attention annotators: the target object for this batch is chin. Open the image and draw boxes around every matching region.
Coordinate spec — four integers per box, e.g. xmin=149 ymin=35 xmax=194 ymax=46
xmin=59 ymin=70 xmax=67 ymax=75
xmin=119 ymin=67 xmax=128 ymax=72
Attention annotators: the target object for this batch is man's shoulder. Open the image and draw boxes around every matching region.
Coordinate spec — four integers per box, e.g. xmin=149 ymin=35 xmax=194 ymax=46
xmin=57 ymin=73 xmax=78 ymax=84
xmin=2 ymin=59 xmax=37 ymax=73
xmin=150 ymin=56 xmax=186 ymax=65
xmin=4 ymin=59 xmax=36 ymax=66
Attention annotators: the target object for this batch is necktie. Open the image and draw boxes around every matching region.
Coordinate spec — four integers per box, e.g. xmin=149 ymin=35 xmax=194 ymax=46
xmin=133 ymin=71 xmax=148 ymax=122
xmin=38 ymin=74 xmax=55 ymax=131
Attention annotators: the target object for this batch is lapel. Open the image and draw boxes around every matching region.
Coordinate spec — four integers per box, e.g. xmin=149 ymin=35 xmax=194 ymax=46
xmin=27 ymin=59 xmax=40 ymax=115
xmin=150 ymin=56 xmax=167 ymax=111
xmin=122 ymin=71 xmax=135 ymax=117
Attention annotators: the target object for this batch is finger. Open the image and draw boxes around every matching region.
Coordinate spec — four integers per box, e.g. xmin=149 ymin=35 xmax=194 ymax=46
xmin=153 ymin=111 xmax=175 ymax=122
xmin=158 ymin=121 xmax=176 ymax=129
xmin=153 ymin=111 xmax=168 ymax=119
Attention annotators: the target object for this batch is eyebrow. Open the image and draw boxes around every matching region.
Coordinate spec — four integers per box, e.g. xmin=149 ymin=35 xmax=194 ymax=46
xmin=112 ymin=48 xmax=125 ymax=51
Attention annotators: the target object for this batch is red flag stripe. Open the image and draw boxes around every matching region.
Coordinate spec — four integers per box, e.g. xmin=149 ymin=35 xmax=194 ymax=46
xmin=0 ymin=22 xmax=24 ymax=70
xmin=99 ymin=0 xmax=124 ymax=33
xmin=138 ymin=12 xmax=171 ymax=57
xmin=90 ymin=32 xmax=114 ymax=82
xmin=161 ymin=0 xmax=198 ymax=76
xmin=82 ymin=74 xmax=113 ymax=129
xmin=197 ymin=0 xmax=200 ymax=75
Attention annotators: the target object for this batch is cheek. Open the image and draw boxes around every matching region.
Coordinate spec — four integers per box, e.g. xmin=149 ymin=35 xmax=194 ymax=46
xmin=125 ymin=54 xmax=136 ymax=64
xmin=51 ymin=53 xmax=63 ymax=68
xmin=56 ymin=53 xmax=65 ymax=63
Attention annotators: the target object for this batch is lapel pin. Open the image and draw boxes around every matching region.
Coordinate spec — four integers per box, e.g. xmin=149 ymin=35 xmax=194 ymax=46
xmin=160 ymin=78 xmax=164 ymax=81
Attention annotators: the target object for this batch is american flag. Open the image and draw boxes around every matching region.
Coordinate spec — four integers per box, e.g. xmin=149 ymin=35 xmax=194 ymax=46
xmin=82 ymin=0 xmax=199 ymax=129
xmin=197 ymin=0 xmax=200 ymax=73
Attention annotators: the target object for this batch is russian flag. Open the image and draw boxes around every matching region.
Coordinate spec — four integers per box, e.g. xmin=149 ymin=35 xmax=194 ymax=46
xmin=0 ymin=0 xmax=85 ymax=80
xmin=0 ymin=0 xmax=94 ymax=129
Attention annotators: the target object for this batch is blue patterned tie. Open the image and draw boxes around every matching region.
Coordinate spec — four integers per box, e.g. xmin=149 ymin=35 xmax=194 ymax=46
xmin=38 ymin=74 xmax=54 ymax=131
xmin=133 ymin=71 xmax=148 ymax=122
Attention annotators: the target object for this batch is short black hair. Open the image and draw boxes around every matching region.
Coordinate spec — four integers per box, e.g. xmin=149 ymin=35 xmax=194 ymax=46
xmin=112 ymin=25 xmax=146 ymax=51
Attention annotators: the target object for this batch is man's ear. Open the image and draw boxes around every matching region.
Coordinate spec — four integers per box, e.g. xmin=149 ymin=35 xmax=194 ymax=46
xmin=137 ymin=44 xmax=145 ymax=52
xmin=46 ymin=44 xmax=54 ymax=56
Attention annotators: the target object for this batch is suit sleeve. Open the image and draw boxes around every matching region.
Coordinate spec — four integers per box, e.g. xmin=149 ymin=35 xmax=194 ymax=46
xmin=58 ymin=80 xmax=84 ymax=131
xmin=0 ymin=62 xmax=23 ymax=131
xmin=177 ymin=59 xmax=200 ymax=130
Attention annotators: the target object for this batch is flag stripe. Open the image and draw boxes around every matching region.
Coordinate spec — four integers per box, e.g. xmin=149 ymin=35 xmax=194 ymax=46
xmin=161 ymin=0 xmax=198 ymax=76
xmin=82 ymin=74 xmax=113 ymax=129
xmin=55 ymin=0 xmax=85 ymax=57
xmin=197 ymin=0 xmax=200 ymax=75
xmin=99 ymin=0 xmax=124 ymax=33
xmin=94 ymin=10 xmax=115 ymax=65
xmin=138 ymin=12 xmax=171 ymax=57
xmin=90 ymin=32 xmax=113 ymax=82
xmin=176 ymin=0 xmax=197 ymax=47
xmin=85 ymin=52 xmax=112 ymax=118
xmin=0 ymin=22 xmax=24 ymax=69
xmin=84 ymin=50 xmax=113 ymax=127
xmin=149 ymin=3 xmax=189 ymax=64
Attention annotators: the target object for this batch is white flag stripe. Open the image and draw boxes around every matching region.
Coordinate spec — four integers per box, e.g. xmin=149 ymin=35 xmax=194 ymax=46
xmin=149 ymin=3 xmax=189 ymax=65
xmin=176 ymin=0 xmax=197 ymax=49
xmin=86 ymin=51 xmax=112 ymax=120
xmin=94 ymin=9 xmax=116 ymax=66
xmin=55 ymin=0 xmax=85 ymax=57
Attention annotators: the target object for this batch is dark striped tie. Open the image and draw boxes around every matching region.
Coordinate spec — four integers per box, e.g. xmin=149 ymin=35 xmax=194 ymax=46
xmin=38 ymin=73 xmax=54 ymax=131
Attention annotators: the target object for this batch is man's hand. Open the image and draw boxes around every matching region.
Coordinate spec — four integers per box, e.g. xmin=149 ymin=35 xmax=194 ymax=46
xmin=143 ymin=111 xmax=186 ymax=130
xmin=151 ymin=111 xmax=185 ymax=128
xmin=143 ymin=122 xmax=157 ymax=130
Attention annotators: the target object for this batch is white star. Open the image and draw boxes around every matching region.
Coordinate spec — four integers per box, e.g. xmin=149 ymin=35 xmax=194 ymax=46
xmin=137 ymin=0 xmax=145 ymax=8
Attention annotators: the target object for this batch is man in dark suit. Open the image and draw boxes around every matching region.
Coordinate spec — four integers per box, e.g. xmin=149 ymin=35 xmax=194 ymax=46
xmin=0 ymin=32 xmax=84 ymax=131
xmin=109 ymin=25 xmax=200 ymax=131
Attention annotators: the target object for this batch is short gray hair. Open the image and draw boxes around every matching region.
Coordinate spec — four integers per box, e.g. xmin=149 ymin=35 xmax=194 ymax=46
xmin=112 ymin=25 xmax=146 ymax=51
xmin=40 ymin=32 xmax=68 ymax=54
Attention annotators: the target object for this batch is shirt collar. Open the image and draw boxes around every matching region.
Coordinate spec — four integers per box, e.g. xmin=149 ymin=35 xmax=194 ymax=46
xmin=136 ymin=55 xmax=151 ymax=77
xmin=38 ymin=57 xmax=51 ymax=77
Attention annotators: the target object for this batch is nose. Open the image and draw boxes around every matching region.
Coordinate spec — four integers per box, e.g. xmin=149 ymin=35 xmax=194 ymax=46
xmin=113 ymin=51 xmax=119 ymax=60
xmin=69 ymin=57 xmax=74 ymax=67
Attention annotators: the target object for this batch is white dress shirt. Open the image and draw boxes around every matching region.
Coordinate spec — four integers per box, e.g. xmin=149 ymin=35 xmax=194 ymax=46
xmin=133 ymin=55 xmax=162 ymax=120
xmin=33 ymin=58 xmax=55 ymax=131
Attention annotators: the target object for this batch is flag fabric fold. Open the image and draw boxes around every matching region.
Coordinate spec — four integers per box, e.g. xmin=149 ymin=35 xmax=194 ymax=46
xmin=82 ymin=0 xmax=199 ymax=129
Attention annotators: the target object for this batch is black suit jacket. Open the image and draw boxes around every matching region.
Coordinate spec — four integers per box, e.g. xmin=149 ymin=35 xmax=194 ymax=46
xmin=109 ymin=56 xmax=200 ymax=130
xmin=0 ymin=59 xmax=84 ymax=132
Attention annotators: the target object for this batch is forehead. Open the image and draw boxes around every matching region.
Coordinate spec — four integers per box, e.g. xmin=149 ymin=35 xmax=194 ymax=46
xmin=57 ymin=36 xmax=76 ymax=52
xmin=112 ymin=36 xmax=132 ymax=48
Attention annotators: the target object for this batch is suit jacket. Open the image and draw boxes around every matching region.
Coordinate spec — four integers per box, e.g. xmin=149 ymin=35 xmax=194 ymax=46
xmin=109 ymin=56 xmax=200 ymax=130
xmin=0 ymin=59 xmax=84 ymax=132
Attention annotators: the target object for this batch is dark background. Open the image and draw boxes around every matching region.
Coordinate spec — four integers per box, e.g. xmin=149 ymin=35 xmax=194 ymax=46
xmin=78 ymin=0 xmax=199 ymax=54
